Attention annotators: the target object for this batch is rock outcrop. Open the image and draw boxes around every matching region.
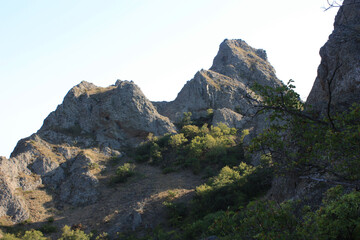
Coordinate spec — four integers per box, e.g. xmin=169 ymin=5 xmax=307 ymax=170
xmin=0 ymin=39 xmax=283 ymax=224
xmin=154 ymin=39 xmax=282 ymax=139
xmin=1 ymin=80 xmax=176 ymax=223
xmin=38 ymin=80 xmax=176 ymax=149
xmin=0 ymin=157 xmax=30 ymax=223
xmin=268 ymin=0 xmax=360 ymax=203
xmin=307 ymin=0 xmax=360 ymax=114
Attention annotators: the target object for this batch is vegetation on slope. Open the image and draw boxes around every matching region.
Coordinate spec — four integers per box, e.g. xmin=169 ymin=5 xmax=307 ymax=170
xmin=2 ymin=81 xmax=360 ymax=239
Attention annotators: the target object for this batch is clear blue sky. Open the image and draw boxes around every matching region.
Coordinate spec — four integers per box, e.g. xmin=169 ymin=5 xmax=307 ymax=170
xmin=0 ymin=0 xmax=339 ymax=158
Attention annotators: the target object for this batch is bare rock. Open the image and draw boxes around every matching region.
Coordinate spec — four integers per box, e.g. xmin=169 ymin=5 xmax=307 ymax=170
xmin=153 ymin=39 xmax=282 ymax=132
xmin=212 ymin=108 xmax=245 ymax=129
xmin=307 ymin=0 xmax=360 ymax=114
xmin=0 ymin=157 xmax=29 ymax=223
xmin=39 ymin=80 xmax=176 ymax=149
xmin=59 ymin=153 xmax=99 ymax=206
xmin=0 ymin=177 xmax=29 ymax=223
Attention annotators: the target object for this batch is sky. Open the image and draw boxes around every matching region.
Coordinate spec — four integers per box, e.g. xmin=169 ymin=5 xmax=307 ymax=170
xmin=0 ymin=0 xmax=340 ymax=158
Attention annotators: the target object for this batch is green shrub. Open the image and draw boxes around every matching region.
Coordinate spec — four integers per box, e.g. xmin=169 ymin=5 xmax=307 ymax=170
xmin=163 ymin=201 xmax=188 ymax=226
xmin=37 ymin=223 xmax=57 ymax=234
xmin=111 ymin=163 xmax=136 ymax=183
xmin=169 ymin=134 xmax=188 ymax=148
xmin=301 ymin=186 xmax=360 ymax=240
xmin=162 ymin=167 xmax=176 ymax=174
xmin=1 ymin=230 xmax=47 ymax=240
xmin=181 ymin=125 xmax=200 ymax=140
xmin=191 ymin=163 xmax=271 ymax=218
xmin=133 ymin=121 xmax=244 ymax=174
xmin=58 ymin=225 xmax=92 ymax=240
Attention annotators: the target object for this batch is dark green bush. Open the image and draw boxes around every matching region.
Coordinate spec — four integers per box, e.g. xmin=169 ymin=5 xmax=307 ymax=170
xmin=191 ymin=163 xmax=272 ymax=218
xmin=111 ymin=163 xmax=136 ymax=183
xmin=37 ymin=223 xmax=57 ymax=234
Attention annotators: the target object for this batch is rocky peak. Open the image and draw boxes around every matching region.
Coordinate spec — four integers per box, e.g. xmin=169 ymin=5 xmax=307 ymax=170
xmin=2 ymin=38 xmax=283 ymax=225
xmin=67 ymin=81 xmax=98 ymax=98
xmin=210 ymin=39 xmax=280 ymax=88
xmin=306 ymin=0 xmax=360 ymax=114
xmin=154 ymin=39 xmax=282 ymax=128
xmin=39 ymin=80 xmax=175 ymax=149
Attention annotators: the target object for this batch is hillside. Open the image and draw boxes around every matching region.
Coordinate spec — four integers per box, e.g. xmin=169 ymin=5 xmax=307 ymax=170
xmin=2 ymin=1 xmax=360 ymax=239
xmin=0 ymin=38 xmax=281 ymax=239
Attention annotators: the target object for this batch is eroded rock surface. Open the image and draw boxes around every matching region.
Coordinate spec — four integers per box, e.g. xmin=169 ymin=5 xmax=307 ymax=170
xmin=1 ymin=39 xmax=283 ymax=224
xmin=307 ymin=0 xmax=360 ymax=114
xmin=39 ymin=80 xmax=176 ymax=149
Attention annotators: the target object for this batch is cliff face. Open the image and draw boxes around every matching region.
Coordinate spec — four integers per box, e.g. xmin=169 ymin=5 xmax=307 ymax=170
xmin=307 ymin=0 xmax=360 ymax=114
xmin=268 ymin=0 xmax=360 ymax=203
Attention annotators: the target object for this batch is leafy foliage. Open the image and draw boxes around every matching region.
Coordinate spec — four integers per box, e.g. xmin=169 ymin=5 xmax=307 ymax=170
xmin=133 ymin=121 xmax=244 ymax=174
xmin=250 ymin=80 xmax=360 ymax=182
xmin=191 ymin=162 xmax=272 ymax=218
xmin=1 ymin=230 xmax=47 ymax=240
xmin=110 ymin=163 xmax=136 ymax=184
xmin=58 ymin=225 xmax=91 ymax=240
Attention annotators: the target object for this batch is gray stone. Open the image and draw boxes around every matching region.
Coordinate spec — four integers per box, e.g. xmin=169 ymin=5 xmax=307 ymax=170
xmin=307 ymin=0 xmax=360 ymax=115
xmin=1 ymin=38 xmax=284 ymax=223
xmin=59 ymin=154 xmax=99 ymax=206
xmin=38 ymin=80 xmax=176 ymax=149
xmin=212 ymin=108 xmax=245 ymax=129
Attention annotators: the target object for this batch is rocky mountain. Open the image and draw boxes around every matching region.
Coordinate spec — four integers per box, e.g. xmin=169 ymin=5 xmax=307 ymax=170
xmin=307 ymin=0 xmax=360 ymax=115
xmin=154 ymin=39 xmax=282 ymax=128
xmin=0 ymin=38 xmax=283 ymax=235
xmin=37 ymin=80 xmax=176 ymax=149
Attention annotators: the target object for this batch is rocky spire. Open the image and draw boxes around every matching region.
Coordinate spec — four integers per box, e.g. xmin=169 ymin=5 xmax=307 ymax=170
xmin=154 ymin=39 xmax=282 ymax=125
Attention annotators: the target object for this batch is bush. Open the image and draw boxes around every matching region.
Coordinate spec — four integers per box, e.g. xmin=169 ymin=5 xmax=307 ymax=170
xmin=169 ymin=134 xmax=188 ymax=148
xmin=37 ymin=223 xmax=57 ymax=234
xmin=301 ymin=186 xmax=360 ymax=240
xmin=111 ymin=163 xmax=136 ymax=183
xmin=58 ymin=225 xmax=92 ymax=240
xmin=133 ymin=121 xmax=244 ymax=174
xmin=191 ymin=163 xmax=272 ymax=218
xmin=181 ymin=125 xmax=200 ymax=140
xmin=1 ymin=230 xmax=47 ymax=240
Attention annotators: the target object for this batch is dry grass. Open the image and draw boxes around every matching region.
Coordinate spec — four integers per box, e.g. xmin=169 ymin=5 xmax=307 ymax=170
xmin=85 ymin=86 xmax=116 ymax=96
xmin=52 ymin=163 xmax=204 ymax=234
xmin=29 ymin=139 xmax=63 ymax=164
xmin=22 ymin=188 xmax=54 ymax=223
xmin=0 ymin=216 xmax=13 ymax=227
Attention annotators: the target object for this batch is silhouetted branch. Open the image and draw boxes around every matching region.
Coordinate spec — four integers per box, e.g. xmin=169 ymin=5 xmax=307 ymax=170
xmin=324 ymin=0 xmax=360 ymax=11
xmin=326 ymin=63 xmax=342 ymax=131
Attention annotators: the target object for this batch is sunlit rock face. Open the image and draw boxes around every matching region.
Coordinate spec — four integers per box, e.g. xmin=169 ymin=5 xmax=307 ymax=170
xmin=307 ymin=0 xmax=360 ymax=114
xmin=38 ymin=80 xmax=176 ymax=149
xmin=153 ymin=39 xmax=282 ymax=140
xmin=1 ymin=39 xmax=283 ymax=223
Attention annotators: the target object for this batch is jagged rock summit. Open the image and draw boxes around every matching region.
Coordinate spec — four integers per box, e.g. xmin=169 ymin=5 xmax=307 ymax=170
xmin=0 ymin=39 xmax=283 ymax=228
xmin=154 ymin=39 xmax=282 ymax=136
xmin=37 ymin=80 xmax=176 ymax=150
xmin=307 ymin=0 xmax=360 ymax=114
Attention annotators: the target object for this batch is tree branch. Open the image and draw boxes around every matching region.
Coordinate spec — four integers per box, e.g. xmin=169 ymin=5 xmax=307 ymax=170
xmin=326 ymin=63 xmax=342 ymax=131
